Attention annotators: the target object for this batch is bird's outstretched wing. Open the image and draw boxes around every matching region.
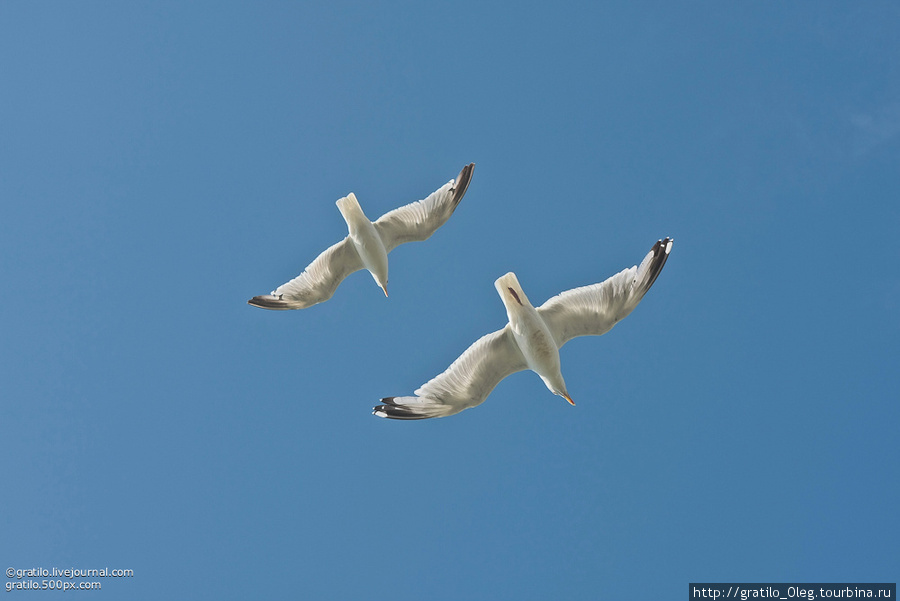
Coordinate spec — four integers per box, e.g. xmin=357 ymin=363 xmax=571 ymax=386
xmin=537 ymin=238 xmax=673 ymax=347
xmin=374 ymin=325 xmax=527 ymax=419
xmin=373 ymin=163 xmax=474 ymax=253
xmin=248 ymin=237 xmax=364 ymax=310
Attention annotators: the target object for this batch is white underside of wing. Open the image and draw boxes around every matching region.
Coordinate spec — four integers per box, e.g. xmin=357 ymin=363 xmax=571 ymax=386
xmin=272 ymin=237 xmax=364 ymax=306
xmin=537 ymin=266 xmax=639 ymax=346
xmin=537 ymin=238 xmax=673 ymax=347
xmin=373 ymin=164 xmax=473 ymax=253
xmin=376 ymin=325 xmax=527 ymax=418
xmin=372 ymin=181 xmax=455 ymax=252
xmin=417 ymin=325 xmax=526 ymax=406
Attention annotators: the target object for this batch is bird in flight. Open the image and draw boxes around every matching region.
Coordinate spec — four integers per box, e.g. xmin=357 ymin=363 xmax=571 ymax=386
xmin=249 ymin=163 xmax=475 ymax=310
xmin=374 ymin=238 xmax=673 ymax=419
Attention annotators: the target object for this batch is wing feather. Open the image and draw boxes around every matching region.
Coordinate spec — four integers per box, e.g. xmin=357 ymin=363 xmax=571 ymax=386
xmin=373 ymin=163 xmax=474 ymax=252
xmin=537 ymin=238 xmax=673 ymax=347
xmin=374 ymin=325 xmax=527 ymax=419
xmin=248 ymin=237 xmax=364 ymax=310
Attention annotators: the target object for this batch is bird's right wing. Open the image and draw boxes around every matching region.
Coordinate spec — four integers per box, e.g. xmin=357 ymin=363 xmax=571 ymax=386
xmin=374 ymin=325 xmax=527 ymax=419
xmin=248 ymin=237 xmax=364 ymax=310
xmin=537 ymin=238 xmax=673 ymax=347
xmin=373 ymin=163 xmax=474 ymax=253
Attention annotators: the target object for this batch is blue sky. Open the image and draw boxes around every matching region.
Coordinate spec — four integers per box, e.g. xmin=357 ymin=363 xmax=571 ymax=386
xmin=2 ymin=2 xmax=898 ymax=599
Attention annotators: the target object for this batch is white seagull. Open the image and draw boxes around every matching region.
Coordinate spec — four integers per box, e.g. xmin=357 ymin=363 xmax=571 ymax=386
xmin=374 ymin=238 xmax=673 ymax=419
xmin=249 ymin=163 xmax=475 ymax=310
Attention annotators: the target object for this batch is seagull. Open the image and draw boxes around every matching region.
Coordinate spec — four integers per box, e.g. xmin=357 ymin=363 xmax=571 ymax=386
xmin=374 ymin=237 xmax=673 ymax=419
xmin=248 ymin=163 xmax=475 ymax=310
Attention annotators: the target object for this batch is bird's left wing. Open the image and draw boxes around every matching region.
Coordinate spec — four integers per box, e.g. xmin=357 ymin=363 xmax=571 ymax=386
xmin=537 ymin=238 xmax=673 ymax=347
xmin=373 ymin=163 xmax=474 ymax=253
xmin=248 ymin=237 xmax=364 ymax=310
xmin=374 ymin=324 xmax=527 ymax=419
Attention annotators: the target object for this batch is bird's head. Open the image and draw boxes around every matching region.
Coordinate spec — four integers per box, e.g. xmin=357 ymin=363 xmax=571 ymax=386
xmin=557 ymin=390 xmax=576 ymax=406
xmin=541 ymin=375 xmax=575 ymax=406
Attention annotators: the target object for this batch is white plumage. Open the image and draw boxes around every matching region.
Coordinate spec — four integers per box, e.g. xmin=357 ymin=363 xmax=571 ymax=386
xmin=374 ymin=238 xmax=673 ymax=420
xmin=249 ymin=163 xmax=474 ymax=310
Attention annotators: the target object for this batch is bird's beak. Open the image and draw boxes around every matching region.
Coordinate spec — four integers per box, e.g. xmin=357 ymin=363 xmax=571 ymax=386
xmin=563 ymin=393 xmax=575 ymax=406
xmin=380 ymin=285 xmax=389 ymax=297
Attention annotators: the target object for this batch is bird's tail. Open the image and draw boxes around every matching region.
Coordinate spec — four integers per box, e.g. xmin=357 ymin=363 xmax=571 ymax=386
xmin=494 ymin=272 xmax=533 ymax=309
xmin=335 ymin=192 xmax=368 ymax=225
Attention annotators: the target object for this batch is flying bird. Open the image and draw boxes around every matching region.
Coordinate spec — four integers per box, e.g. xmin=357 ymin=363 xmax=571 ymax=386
xmin=248 ymin=163 xmax=475 ymax=310
xmin=374 ymin=238 xmax=673 ymax=419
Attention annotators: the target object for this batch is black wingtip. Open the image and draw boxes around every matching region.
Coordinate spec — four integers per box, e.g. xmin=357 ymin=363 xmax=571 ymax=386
xmin=372 ymin=397 xmax=432 ymax=420
xmin=642 ymin=237 xmax=673 ymax=293
xmin=450 ymin=163 xmax=475 ymax=207
xmin=247 ymin=294 xmax=297 ymax=310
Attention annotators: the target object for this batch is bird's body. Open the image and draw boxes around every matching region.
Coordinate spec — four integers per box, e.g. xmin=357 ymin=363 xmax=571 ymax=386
xmin=249 ymin=163 xmax=474 ymax=310
xmin=497 ymin=272 xmax=573 ymax=405
xmin=374 ymin=237 xmax=673 ymax=420
xmin=336 ymin=193 xmax=389 ymax=296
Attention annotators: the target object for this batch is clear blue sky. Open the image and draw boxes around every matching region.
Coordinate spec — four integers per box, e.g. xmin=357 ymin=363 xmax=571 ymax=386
xmin=2 ymin=2 xmax=897 ymax=599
